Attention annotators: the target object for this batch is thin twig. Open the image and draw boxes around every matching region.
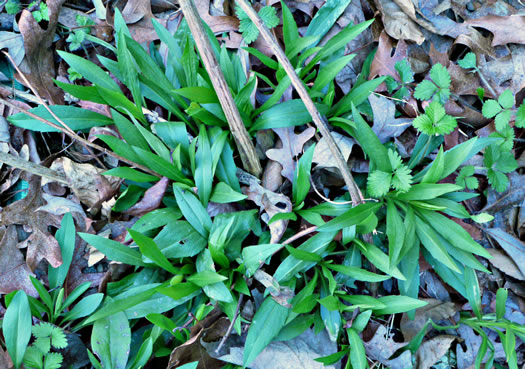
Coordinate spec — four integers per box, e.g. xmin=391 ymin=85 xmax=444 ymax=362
xmin=282 ymin=226 xmax=318 ymax=245
xmin=0 ymin=151 xmax=69 ymax=184
xmin=4 ymin=51 xmax=108 ymax=169
xmin=178 ymin=0 xmax=262 ymax=177
xmin=215 ymin=294 xmax=244 ymax=354
xmin=234 ymin=0 xmax=364 ymax=205
xmin=0 ymin=96 xmax=162 ymax=177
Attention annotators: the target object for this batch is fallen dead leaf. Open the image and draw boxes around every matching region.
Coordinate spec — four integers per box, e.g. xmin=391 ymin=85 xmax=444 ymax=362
xmin=18 ymin=0 xmax=65 ymax=104
xmin=363 ymin=322 xmax=411 ymax=369
xmin=0 ymin=226 xmax=38 ymax=296
xmin=266 ymin=127 xmax=315 ymax=182
xmin=486 ymin=228 xmax=525 ymax=277
xmin=0 ymin=32 xmax=25 ymax=66
xmin=196 ymin=0 xmax=239 ymax=33
xmin=416 ymin=335 xmax=456 ymax=369
xmin=0 ymin=175 xmax=63 ymax=270
xmin=369 ymin=31 xmax=408 ymax=83
xmin=400 ymin=299 xmax=457 ymax=341
xmin=466 ymin=15 xmax=525 ymax=46
xmin=313 ymin=132 xmax=355 ymax=168
xmin=125 ymin=177 xmax=169 ymax=217
xmin=122 ymin=0 xmax=168 ymax=44
xmin=370 ymin=94 xmax=412 ymax=143
xmin=486 ymin=248 xmax=525 ymax=281
xmin=374 ymin=0 xmax=425 ymax=44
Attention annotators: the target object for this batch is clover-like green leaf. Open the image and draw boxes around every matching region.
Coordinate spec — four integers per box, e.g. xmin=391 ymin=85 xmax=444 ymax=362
xmin=482 ymin=99 xmax=502 ymax=118
xmin=498 ymin=89 xmax=514 ymax=110
xmin=367 ymin=170 xmax=392 ymax=198
xmin=456 ymin=165 xmax=478 ymax=190
xmin=392 ymin=165 xmax=413 ymax=193
xmin=429 ymin=64 xmax=451 ymax=89
xmin=414 ymin=80 xmax=437 ymax=101
xmin=516 ymin=103 xmax=525 ymax=128
xmin=412 ymin=101 xmax=457 ymax=136
xmin=237 ymin=5 xmax=279 ymax=44
xmin=457 ymin=52 xmax=476 ymax=70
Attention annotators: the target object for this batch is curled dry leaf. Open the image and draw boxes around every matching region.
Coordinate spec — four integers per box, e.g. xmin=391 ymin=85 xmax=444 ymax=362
xmin=466 ymin=15 xmax=525 ymax=47
xmin=486 ymin=248 xmax=525 ymax=281
xmin=122 ymin=0 xmax=168 ymax=44
xmin=374 ymin=0 xmax=425 ymax=44
xmin=266 ymin=127 xmax=315 ymax=182
xmin=369 ymin=31 xmax=408 ymax=82
xmin=416 ymin=335 xmax=456 ymax=369
xmin=49 ymin=157 xmax=120 ymax=211
xmin=0 ymin=226 xmax=38 ymax=296
xmin=196 ymin=0 xmax=239 ymax=33
xmin=240 ymin=169 xmax=292 ymax=243
xmin=400 ymin=298 xmax=457 ymax=341
xmin=486 ymin=228 xmax=525 ymax=277
xmin=0 ymin=175 xmax=63 ymax=270
xmin=363 ymin=322 xmax=411 ymax=369
xmin=313 ymin=131 xmax=355 ymax=168
xmin=18 ymin=0 xmax=66 ymax=104
xmin=125 ymin=177 xmax=169 ymax=217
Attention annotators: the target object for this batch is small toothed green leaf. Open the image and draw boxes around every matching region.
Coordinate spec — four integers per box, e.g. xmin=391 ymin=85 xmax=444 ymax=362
xmin=236 ymin=5 xmax=279 ymax=44
xmin=489 ymin=126 xmax=514 ymax=152
xmin=429 ymin=64 xmax=451 ymax=89
xmin=367 ymin=170 xmax=392 ymax=197
xmin=482 ymin=99 xmax=502 ymax=118
xmin=413 ymin=102 xmax=457 ymax=136
xmin=43 ymin=352 xmax=63 ymax=369
xmin=414 ymin=80 xmax=437 ymax=101
xmin=32 ymin=323 xmax=54 ymax=338
xmin=457 ymin=52 xmax=476 ymax=69
xmin=515 ymin=103 xmax=525 ymax=128
xmin=487 ymin=169 xmax=508 ymax=192
xmin=498 ymin=89 xmax=514 ymax=110
xmin=494 ymin=110 xmax=511 ymax=131
xmin=456 ymin=165 xmax=478 ymax=190
xmin=387 ymin=149 xmax=403 ymax=170
xmin=392 ymin=166 xmax=413 ymax=193
xmin=395 ymin=60 xmax=414 ymax=83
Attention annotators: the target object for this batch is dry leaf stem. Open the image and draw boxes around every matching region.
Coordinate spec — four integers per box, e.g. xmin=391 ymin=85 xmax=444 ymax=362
xmin=178 ymin=0 xmax=263 ymax=177
xmin=234 ymin=0 xmax=364 ymax=204
xmin=0 ymin=97 xmax=162 ymax=178
xmin=0 ymin=151 xmax=68 ymax=184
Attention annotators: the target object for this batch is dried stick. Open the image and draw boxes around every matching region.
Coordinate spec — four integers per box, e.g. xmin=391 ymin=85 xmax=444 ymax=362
xmin=215 ymin=294 xmax=244 ymax=354
xmin=0 ymin=151 xmax=68 ymax=184
xmin=234 ymin=0 xmax=364 ymax=205
xmin=178 ymin=0 xmax=263 ymax=177
xmin=0 ymin=96 xmax=161 ymax=177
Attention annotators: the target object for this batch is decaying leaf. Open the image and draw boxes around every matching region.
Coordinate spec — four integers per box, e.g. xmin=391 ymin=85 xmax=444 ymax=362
xmin=0 ymin=32 xmax=25 ymax=66
xmin=486 ymin=248 xmax=525 ymax=280
xmin=0 ymin=226 xmax=38 ymax=297
xmin=125 ymin=177 xmax=169 ymax=217
xmin=240 ymin=169 xmax=292 ymax=243
xmin=313 ymin=132 xmax=354 ymax=168
xmin=266 ymin=127 xmax=315 ymax=182
xmin=369 ymin=31 xmax=408 ymax=82
xmin=122 ymin=0 xmax=168 ymax=44
xmin=18 ymin=0 xmax=65 ymax=104
xmin=49 ymin=157 xmax=120 ymax=212
xmin=416 ymin=335 xmax=456 ymax=369
xmin=203 ymin=328 xmax=340 ymax=369
xmin=400 ymin=299 xmax=457 ymax=341
xmin=466 ymin=15 xmax=525 ymax=46
xmin=374 ymin=0 xmax=425 ymax=44
xmin=363 ymin=322 xmax=411 ymax=369
xmin=370 ymin=94 xmax=412 ymax=143
xmin=0 ymin=175 xmax=63 ymax=270
xmin=486 ymin=228 xmax=525 ymax=277
xmin=196 ymin=0 xmax=240 ymax=33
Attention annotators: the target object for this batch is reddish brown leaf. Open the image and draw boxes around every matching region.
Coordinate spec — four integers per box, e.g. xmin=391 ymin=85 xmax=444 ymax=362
xmin=122 ymin=0 xmax=168 ymax=44
xmin=0 ymin=226 xmax=38 ymax=296
xmin=195 ymin=0 xmax=240 ymax=33
xmin=18 ymin=0 xmax=65 ymax=104
xmin=125 ymin=177 xmax=169 ymax=217
xmin=369 ymin=31 xmax=408 ymax=82
xmin=466 ymin=15 xmax=525 ymax=46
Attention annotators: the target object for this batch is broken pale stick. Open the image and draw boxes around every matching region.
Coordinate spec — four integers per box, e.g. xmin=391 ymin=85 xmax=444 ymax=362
xmin=0 ymin=151 xmax=68 ymax=184
xmin=178 ymin=0 xmax=263 ymax=178
xmin=234 ymin=0 xmax=365 ymax=205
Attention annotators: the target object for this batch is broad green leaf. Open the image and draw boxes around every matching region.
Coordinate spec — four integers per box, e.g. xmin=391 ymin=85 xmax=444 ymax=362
xmin=339 ymin=295 xmax=387 ymax=310
xmin=394 ymin=183 xmax=462 ymax=201
xmin=210 ymin=182 xmax=247 ymax=203
xmin=250 ymin=99 xmax=329 ymax=131
xmin=103 ymin=167 xmax=158 ymax=182
xmin=244 ymin=297 xmax=289 ymax=366
xmin=351 ymin=104 xmax=391 ymax=172
xmin=48 ymin=213 xmax=75 ymax=289
xmin=274 ymin=231 xmax=337 ymax=282
xmin=421 ymin=146 xmax=444 ymax=183
xmin=128 ymin=229 xmax=178 ymax=274
xmin=172 ymin=87 xmax=219 ymax=104
xmin=78 ymin=233 xmax=146 ymax=267
xmin=187 ymin=271 xmax=228 ymax=287
xmin=292 ymin=143 xmax=315 ymax=205
xmin=242 ymin=244 xmax=283 ymax=276
xmin=117 ymin=29 xmax=142 ymax=109
xmin=3 ymin=291 xmax=32 ymax=369
xmin=196 ymin=249 xmax=232 ymax=302
xmin=195 ymin=126 xmax=212 ymax=206
xmin=128 ymin=337 xmax=153 ymax=369
xmin=464 ymin=267 xmax=482 ymax=319
xmin=132 ymin=147 xmax=189 ymax=184
xmin=355 ymin=240 xmax=406 ymax=280
xmin=57 ymin=51 xmax=120 ymax=91
xmin=285 ymin=245 xmax=322 ymax=262
xmin=157 ymin=283 xmax=200 ymax=300
xmin=29 ymin=276 xmax=53 ymax=314
xmin=91 ymin=303 xmax=130 ymax=369
xmin=243 ymin=47 xmax=278 ymax=70
xmin=96 ymin=134 xmax=146 ymax=167
xmin=387 ymin=199 xmax=405 ymax=267
xmin=373 ymin=295 xmax=428 ymax=315
xmin=281 ymin=1 xmax=298 ymax=49
xmin=496 ymin=288 xmax=508 ymax=320
xmin=173 ymin=185 xmax=212 ymax=238
xmin=312 ymin=54 xmax=355 ymax=92
xmin=62 ymin=294 xmax=104 ymax=323
xmin=324 ymin=263 xmax=390 ymax=282
xmin=54 ymin=81 xmax=107 ymax=103
xmin=317 ymin=202 xmax=381 ymax=233
xmin=414 ymin=216 xmax=460 ymax=273
xmin=8 ymin=105 xmax=113 ymax=133
xmin=331 ymin=77 xmax=386 ymax=116
xmin=347 ymin=328 xmax=366 ymax=369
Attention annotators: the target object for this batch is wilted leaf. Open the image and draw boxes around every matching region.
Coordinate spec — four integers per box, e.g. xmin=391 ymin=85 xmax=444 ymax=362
xmin=370 ymin=94 xmax=412 ymax=143
xmin=313 ymin=132 xmax=355 ymax=169
xmin=266 ymin=127 xmax=315 ymax=182
xmin=18 ymin=0 xmax=65 ymax=104
xmin=374 ymin=0 xmax=425 ymax=44
xmin=121 ymin=0 xmax=168 ymax=44
xmin=0 ymin=226 xmax=38 ymax=297
xmin=0 ymin=32 xmax=25 ymax=66
xmin=486 ymin=248 xmax=525 ymax=281
xmin=369 ymin=31 xmax=409 ymax=82
xmin=486 ymin=228 xmax=525 ymax=277
xmin=363 ymin=323 xmax=411 ymax=369
xmin=125 ymin=177 xmax=169 ymax=217
xmin=466 ymin=15 xmax=525 ymax=46
xmin=416 ymin=335 xmax=455 ymax=369
xmin=400 ymin=299 xmax=457 ymax=341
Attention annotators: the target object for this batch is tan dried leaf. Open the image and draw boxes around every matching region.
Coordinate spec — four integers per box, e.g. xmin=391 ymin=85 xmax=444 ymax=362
xmin=466 ymin=15 xmax=525 ymax=46
xmin=416 ymin=335 xmax=456 ymax=369
xmin=400 ymin=298 xmax=457 ymax=341
xmin=374 ymin=0 xmax=425 ymax=44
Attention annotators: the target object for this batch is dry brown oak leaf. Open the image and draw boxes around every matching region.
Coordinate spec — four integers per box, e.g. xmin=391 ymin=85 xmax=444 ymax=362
xmin=0 ymin=226 xmax=38 ymax=296
xmin=369 ymin=31 xmax=408 ymax=85
xmin=18 ymin=0 xmax=65 ymax=104
xmin=0 ymin=175 xmax=63 ymax=271
xmin=466 ymin=15 xmax=525 ymax=47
